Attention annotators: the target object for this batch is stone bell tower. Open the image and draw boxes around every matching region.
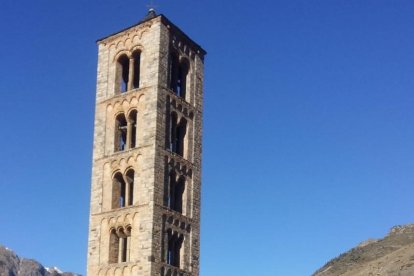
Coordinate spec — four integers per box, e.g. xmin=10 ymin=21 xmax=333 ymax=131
xmin=86 ymin=9 xmax=206 ymax=276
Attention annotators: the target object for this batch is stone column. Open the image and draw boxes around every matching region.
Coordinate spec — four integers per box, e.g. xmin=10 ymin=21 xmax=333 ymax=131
xmin=126 ymin=235 xmax=131 ymax=262
xmin=125 ymin=175 xmax=130 ymax=207
xmin=126 ymin=121 xmax=132 ymax=150
xmin=128 ymin=58 xmax=135 ymax=91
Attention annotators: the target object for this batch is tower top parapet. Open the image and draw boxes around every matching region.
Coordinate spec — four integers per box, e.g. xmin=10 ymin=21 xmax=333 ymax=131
xmin=96 ymin=11 xmax=206 ymax=57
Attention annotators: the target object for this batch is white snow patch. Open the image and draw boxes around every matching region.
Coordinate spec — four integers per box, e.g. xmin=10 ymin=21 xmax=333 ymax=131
xmin=46 ymin=266 xmax=63 ymax=273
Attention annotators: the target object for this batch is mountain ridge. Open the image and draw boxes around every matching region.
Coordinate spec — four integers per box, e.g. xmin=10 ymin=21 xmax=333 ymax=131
xmin=313 ymin=224 xmax=414 ymax=276
xmin=0 ymin=245 xmax=80 ymax=276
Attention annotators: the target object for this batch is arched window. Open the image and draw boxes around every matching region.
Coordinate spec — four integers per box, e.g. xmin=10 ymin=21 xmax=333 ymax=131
xmin=169 ymin=53 xmax=179 ymax=93
xmin=112 ymin=170 xmax=135 ymax=209
xmin=168 ymin=113 xmax=187 ymax=156
xmin=176 ymin=118 xmax=187 ymax=156
xmin=112 ymin=172 xmax=126 ymax=209
xmin=118 ymin=228 xmax=127 ymax=262
xmin=128 ymin=110 xmax=138 ymax=149
xmin=125 ymin=169 xmax=135 ymax=206
xmin=115 ymin=55 xmax=130 ymax=94
xmin=124 ymin=226 xmax=132 ymax=262
xmin=168 ymin=174 xmax=185 ymax=213
xmin=131 ymin=51 xmax=141 ymax=89
xmin=166 ymin=171 xmax=176 ymax=209
xmin=169 ymin=53 xmax=189 ymax=99
xmin=115 ymin=114 xmax=127 ymax=152
xmin=167 ymin=231 xmax=183 ymax=267
xmin=109 ymin=229 xmax=120 ymax=264
xmin=175 ymin=177 xmax=185 ymax=213
xmin=177 ymin=59 xmax=189 ymax=98
xmin=115 ymin=111 xmax=138 ymax=152
xmin=109 ymin=227 xmax=131 ymax=264
xmin=169 ymin=112 xmax=178 ymax=152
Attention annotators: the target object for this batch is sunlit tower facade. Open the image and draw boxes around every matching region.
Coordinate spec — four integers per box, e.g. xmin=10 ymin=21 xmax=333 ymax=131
xmin=87 ymin=9 xmax=206 ymax=276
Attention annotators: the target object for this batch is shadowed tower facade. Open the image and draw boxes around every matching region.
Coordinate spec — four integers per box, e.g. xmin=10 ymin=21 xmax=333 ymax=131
xmin=87 ymin=10 xmax=206 ymax=276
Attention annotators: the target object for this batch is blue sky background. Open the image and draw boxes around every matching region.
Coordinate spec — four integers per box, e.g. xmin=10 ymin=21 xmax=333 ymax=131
xmin=0 ymin=0 xmax=413 ymax=275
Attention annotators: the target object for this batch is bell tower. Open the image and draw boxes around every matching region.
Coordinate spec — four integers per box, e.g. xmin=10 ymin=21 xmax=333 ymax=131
xmin=87 ymin=9 xmax=206 ymax=276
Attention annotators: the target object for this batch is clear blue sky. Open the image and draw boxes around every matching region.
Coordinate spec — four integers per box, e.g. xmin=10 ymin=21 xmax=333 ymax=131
xmin=0 ymin=0 xmax=413 ymax=275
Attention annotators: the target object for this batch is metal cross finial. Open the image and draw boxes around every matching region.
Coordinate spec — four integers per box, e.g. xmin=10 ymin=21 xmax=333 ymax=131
xmin=146 ymin=0 xmax=158 ymax=11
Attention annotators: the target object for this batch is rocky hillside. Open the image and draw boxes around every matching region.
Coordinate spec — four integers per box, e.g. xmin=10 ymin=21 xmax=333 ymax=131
xmin=314 ymin=224 xmax=414 ymax=276
xmin=0 ymin=246 xmax=79 ymax=276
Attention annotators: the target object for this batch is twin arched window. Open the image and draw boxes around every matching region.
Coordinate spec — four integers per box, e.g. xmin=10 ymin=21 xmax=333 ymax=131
xmin=109 ymin=226 xmax=132 ymax=264
xmin=168 ymin=112 xmax=187 ymax=156
xmin=116 ymin=51 xmax=141 ymax=94
xmin=169 ymin=53 xmax=189 ymax=99
xmin=166 ymin=230 xmax=184 ymax=268
xmin=167 ymin=172 xmax=185 ymax=213
xmin=115 ymin=110 xmax=138 ymax=152
xmin=112 ymin=169 xmax=135 ymax=209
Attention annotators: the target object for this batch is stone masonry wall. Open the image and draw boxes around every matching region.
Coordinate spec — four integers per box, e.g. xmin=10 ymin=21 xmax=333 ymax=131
xmin=87 ymin=14 xmax=205 ymax=276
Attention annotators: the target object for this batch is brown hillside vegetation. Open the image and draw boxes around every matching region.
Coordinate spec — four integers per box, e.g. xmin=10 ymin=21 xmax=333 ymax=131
xmin=313 ymin=224 xmax=414 ymax=276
